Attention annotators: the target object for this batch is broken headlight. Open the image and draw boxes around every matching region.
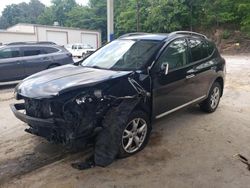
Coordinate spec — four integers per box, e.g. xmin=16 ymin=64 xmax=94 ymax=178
xmin=76 ymin=95 xmax=93 ymax=105
xmin=94 ymin=90 xmax=102 ymax=98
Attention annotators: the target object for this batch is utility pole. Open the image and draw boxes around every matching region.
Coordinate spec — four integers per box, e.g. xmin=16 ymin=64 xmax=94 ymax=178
xmin=136 ymin=0 xmax=140 ymax=31
xmin=107 ymin=0 xmax=114 ymax=42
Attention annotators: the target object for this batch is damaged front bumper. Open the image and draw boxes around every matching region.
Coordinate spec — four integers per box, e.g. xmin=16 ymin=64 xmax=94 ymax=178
xmin=10 ymin=103 xmax=55 ymax=127
xmin=10 ymin=103 xmax=94 ymax=145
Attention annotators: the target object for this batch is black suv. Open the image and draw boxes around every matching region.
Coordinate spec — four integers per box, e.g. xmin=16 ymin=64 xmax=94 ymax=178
xmin=11 ymin=31 xmax=226 ymax=168
xmin=0 ymin=42 xmax=74 ymax=82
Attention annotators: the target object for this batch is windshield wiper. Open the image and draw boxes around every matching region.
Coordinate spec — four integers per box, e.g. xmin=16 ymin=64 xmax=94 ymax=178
xmin=83 ymin=65 xmax=109 ymax=70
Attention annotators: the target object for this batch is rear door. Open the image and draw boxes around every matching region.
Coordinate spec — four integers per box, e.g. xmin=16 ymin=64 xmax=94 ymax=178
xmin=152 ymin=38 xmax=205 ymax=118
xmin=21 ymin=46 xmax=54 ymax=76
xmin=186 ymin=37 xmax=218 ymax=98
xmin=0 ymin=47 xmax=25 ymax=82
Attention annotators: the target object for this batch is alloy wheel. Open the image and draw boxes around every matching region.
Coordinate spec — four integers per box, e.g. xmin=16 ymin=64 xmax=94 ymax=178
xmin=210 ymin=86 xmax=220 ymax=109
xmin=122 ymin=118 xmax=148 ymax=154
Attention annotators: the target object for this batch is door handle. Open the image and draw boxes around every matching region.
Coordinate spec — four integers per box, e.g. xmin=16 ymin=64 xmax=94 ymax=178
xmin=186 ymin=74 xmax=195 ymax=79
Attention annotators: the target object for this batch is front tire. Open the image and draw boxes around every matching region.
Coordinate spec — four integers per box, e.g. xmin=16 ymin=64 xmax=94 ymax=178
xmin=94 ymin=109 xmax=151 ymax=167
xmin=118 ymin=111 xmax=151 ymax=158
xmin=200 ymin=82 xmax=221 ymax=113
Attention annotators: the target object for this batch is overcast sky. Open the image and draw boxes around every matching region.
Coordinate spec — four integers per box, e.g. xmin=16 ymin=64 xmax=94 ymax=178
xmin=0 ymin=0 xmax=89 ymax=14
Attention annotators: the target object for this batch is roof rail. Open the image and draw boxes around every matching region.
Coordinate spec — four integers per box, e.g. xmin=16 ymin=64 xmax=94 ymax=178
xmin=170 ymin=31 xmax=207 ymax=39
xmin=6 ymin=41 xmax=57 ymax=46
xmin=119 ymin=32 xmax=150 ymax=39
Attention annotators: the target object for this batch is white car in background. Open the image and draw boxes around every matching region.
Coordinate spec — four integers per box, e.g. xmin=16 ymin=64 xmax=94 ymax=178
xmin=65 ymin=43 xmax=96 ymax=58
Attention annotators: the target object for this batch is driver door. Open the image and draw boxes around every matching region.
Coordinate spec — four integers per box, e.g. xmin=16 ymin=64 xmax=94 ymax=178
xmin=152 ymin=38 xmax=200 ymax=118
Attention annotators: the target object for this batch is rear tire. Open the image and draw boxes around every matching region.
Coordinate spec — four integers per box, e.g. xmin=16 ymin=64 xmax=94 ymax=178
xmin=200 ymin=82 xmax=221 ymax=113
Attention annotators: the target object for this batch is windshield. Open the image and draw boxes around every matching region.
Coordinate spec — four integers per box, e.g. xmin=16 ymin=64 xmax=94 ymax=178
xmin=81 ymin=39 xmax=161 ymax=71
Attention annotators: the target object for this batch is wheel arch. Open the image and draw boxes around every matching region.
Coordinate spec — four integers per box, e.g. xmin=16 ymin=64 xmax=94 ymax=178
xmin=207 ymin=76 xmax=224 ymax=97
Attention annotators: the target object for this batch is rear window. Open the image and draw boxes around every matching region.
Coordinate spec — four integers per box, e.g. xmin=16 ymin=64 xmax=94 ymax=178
xmin=188 ymin=39 xmax=209 ymax=62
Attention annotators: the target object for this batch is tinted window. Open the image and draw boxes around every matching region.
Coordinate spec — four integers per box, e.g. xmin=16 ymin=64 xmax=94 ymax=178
xmin=207 ymin=41 xmax=215 ymax=55
xmin=188 ymin=39 xmax=208 ymax=62
xmin=156 ymin=39 xmax=188 ymax=70
xmin=23 ymin=48 xmax=41 ymax=56
xmin=22 ymin=46 xmax=58 ymax=56
xmin=0 ymin=47 xmax=20 ymax=59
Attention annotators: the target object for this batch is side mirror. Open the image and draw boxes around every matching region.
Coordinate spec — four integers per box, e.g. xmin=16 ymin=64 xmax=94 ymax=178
xmin=160 ymin=62 xmax=169 ymax=75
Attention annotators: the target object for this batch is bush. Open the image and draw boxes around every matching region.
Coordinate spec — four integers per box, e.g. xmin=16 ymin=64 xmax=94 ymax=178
xmin=222 ymin=30 xmax=231 ymax=39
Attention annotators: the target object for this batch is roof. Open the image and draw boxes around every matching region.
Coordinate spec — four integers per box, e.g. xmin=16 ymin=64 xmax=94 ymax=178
xmin=120 ymin=33 xmax=169 ymax=41
xmin=7 ymin=23 xmax=100 ymax=34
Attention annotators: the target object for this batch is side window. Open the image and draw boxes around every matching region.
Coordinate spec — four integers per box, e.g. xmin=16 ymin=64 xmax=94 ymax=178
xmin=188 ymin=39 xmax=209 ymax=62
xmin=156 ymin=39 xmax=188 ymax=70
xmin=0 ymin=47 xmax=20 ymax=59
xmin=23 ymin=47 xmax=42 ymax=57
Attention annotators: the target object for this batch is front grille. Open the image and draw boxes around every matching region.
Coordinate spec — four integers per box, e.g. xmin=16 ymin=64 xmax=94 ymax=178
xmin=24 ymin=98 xmax=51 ymax=118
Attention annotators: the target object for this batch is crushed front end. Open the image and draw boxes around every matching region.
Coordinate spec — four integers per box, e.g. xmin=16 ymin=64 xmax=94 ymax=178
xmin=11 ymin=89 xmax=115 ymax=145
xmin=11 ymin=73 xmax=151 ymax=147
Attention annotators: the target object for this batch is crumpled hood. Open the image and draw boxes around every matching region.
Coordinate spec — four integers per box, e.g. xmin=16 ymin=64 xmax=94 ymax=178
xmin=16 ymin=65 xmax=132 ymax=99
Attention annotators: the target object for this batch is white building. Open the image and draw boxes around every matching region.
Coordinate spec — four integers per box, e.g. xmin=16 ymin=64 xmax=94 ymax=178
xmin=0 ymin=23 xmax=101 ymax=48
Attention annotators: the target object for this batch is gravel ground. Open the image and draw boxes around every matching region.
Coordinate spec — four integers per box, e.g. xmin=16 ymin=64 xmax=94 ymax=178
xmin=0 ymin=55 xmax=250 ymax=188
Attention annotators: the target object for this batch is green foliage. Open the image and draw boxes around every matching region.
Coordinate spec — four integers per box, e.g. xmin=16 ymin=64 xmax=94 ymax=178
xmin=222 ymin=30 xmax=231 ymax=39
xmin=38 ymin=0 xmax=77 ymax=26
xmin=237 ymin=3 xmax=250 ymax=33
xmin=0 ymin=0 xmax=250 ymax=41
xmin=0 ymin=0 xmax=45 ymax=29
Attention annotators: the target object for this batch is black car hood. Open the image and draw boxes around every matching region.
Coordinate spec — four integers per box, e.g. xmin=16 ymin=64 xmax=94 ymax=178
xmin=16 ymin=65 xmax=132 ymax=99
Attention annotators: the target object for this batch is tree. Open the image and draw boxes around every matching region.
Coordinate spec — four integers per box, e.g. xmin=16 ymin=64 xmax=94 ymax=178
xmin=0 ymin=0 xmax=250 ymax=40
xmin=237 ymin=2 xmax=250 ymax=33
xmin=38 ymin=0 xmax=77 ymax=26
xmin=0 ymin=0 xmax=45 ymax=29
